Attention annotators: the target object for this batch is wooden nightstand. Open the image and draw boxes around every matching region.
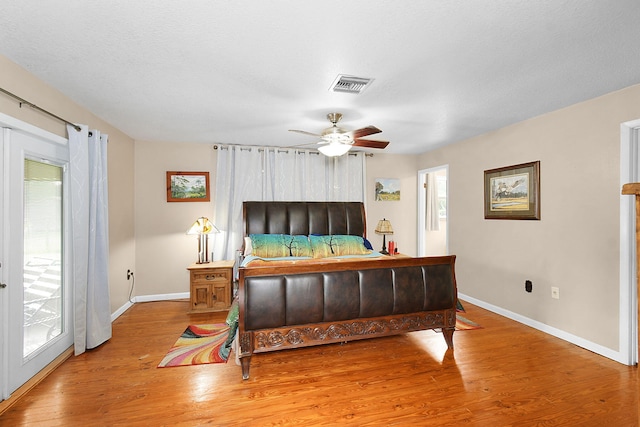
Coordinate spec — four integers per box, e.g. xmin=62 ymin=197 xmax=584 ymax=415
xmin=187 ymin=260 xmax=235 ymax=313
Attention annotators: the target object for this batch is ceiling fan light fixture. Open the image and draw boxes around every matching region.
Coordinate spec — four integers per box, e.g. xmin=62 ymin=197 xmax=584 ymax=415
xmin=324 ymin=130 xmax=351 ymax=144
xmin=289 ymin=112 xmax=389 ymax=153
xmin=318 ymin=142 xmax=352 ymax=157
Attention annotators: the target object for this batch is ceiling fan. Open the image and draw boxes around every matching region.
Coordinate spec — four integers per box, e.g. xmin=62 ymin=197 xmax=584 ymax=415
xmin=289 ymin=113 xmax=389 ymax=156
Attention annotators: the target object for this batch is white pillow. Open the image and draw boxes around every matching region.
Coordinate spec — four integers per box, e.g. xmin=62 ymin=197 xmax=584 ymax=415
xmin=243 ymin=236 xmax=253 ymax=256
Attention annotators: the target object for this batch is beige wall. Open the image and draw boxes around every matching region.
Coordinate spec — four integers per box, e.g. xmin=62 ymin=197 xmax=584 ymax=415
xmin=0 ymin=54 xmax=136 ymax=313
xmin=365 ymin=154 xmax=419 ymax=256
xmin=418 ymin=83 xmax=640 ymax=351
xmin=133 ymin=141 xmax=217 ymax=297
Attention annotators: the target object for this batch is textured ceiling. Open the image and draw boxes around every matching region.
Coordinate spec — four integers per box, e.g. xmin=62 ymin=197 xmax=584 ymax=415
xmin=1 ymin=1 xmax=640 ymax=154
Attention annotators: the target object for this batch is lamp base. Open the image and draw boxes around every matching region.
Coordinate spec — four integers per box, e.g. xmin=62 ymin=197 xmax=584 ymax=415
xmin=196 ymin=235 xmax=210 ymax=264
xmin=380 ymin=235 xmax=389 ymax=255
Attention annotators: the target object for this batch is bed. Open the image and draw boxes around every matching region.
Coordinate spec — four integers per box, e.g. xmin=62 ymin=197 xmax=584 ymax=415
xmin=236 ymin=201 xmax=458 ymax=379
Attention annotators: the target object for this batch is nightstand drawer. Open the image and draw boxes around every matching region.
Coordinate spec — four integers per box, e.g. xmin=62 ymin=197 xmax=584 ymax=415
xmin=192 ymin=270 xmax=229 ymax=284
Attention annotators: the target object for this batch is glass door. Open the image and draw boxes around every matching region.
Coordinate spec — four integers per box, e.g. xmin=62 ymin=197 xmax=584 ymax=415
xmin=2 ymin=126 xmax=72 ymax=398
xmin=23 ymin=159 xmax=64 ymax=357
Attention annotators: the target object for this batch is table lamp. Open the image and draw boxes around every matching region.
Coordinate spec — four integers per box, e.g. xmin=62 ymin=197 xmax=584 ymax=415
xmin=375 ymin=218 xmax=394 ymax=255
xmin=187 ymin=217 xmax=220 ymax=263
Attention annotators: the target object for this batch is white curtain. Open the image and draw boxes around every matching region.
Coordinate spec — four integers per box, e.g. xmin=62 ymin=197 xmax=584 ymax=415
xmin=426 ymin=172 xmax=440 ymax=231
xmin=213 ymin=145 xmax=366 ymax=260
xmin=68 ymin=124 xmax=112 ymax=355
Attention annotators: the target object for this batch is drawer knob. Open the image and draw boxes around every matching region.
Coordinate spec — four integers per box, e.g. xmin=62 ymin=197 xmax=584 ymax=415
xmin=205 ymin=273 xmax=223 ymax=280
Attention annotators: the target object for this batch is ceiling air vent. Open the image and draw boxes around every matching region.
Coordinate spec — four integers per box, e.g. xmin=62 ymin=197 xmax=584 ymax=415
xmin=329 ymin=75 xmax=374 ymax=94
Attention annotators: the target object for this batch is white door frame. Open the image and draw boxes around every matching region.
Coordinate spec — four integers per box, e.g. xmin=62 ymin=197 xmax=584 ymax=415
xmin=417 ymin=165 xmax=449 ymax=256
xmin=619 ymin=119 xmax=640 ymax=366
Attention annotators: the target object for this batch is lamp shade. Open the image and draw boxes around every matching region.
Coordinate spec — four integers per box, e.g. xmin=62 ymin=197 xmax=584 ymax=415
xmin=374 ymin=218 xmax=394 ymax=235
xmin=187 ymin=217 xmax=219 ymax=235
xmin=318 ymin=142 xmax=352 ymax=157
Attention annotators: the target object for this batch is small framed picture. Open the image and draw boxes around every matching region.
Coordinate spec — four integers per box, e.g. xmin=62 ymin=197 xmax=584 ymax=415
xmin=375 ymin=178 xmax=400 ymax=201
xmin=166 ymin=171 xmax=210 ymax=202
xmin=484 ymin=161 xmax=540 ymax=220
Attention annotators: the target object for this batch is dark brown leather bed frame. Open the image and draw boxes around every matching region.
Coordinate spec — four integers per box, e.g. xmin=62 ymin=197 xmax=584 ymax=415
xmin=237 ymin=201 xmax=458 ymax=379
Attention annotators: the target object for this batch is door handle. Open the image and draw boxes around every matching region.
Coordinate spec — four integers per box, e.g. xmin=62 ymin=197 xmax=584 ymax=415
xmin=0 ymin=283 xmax=6 ymax=288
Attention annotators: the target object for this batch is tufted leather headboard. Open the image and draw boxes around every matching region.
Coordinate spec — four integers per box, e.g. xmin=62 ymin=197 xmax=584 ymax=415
xmin=243 ymin=201 xmax=366 ymax=237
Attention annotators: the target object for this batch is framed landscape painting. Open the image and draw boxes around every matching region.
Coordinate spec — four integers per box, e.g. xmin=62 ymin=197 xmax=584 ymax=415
xmin=374 ymin=178 xmax=400 ymax=201
xmin=484 ymin=161 xmax=540 ymax=220
xmin=166 ymin=171 xmax=210 ymax=202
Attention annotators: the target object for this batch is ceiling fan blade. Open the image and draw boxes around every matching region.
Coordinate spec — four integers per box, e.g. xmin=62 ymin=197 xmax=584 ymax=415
xmin=346 ymin=125 xmax=382 ymax=139
xmin=287 ymin=140 xmax=328 ymax=149
xmin=352 ymin=139 xmax=389 ymax=149
xmin=289 ymin=129 xmax=323 ymax=138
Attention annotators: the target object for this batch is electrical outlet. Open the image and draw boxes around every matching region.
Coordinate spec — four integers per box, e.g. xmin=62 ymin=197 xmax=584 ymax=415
xmin=127 ymin=269 xmax=133 ymax=280
xmin=551 ymin=287 xmax=560 ymax=299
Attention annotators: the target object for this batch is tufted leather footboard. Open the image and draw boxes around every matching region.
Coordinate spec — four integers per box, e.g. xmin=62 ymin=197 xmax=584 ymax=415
xmin=237 ymin=255 xmax=458 ymax=379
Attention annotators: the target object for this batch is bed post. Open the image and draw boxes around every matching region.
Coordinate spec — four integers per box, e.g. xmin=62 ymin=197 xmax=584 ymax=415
xmin=442 ymin=308 xmax=456 ymax=349
xmin=239 ymin=332 xmax=252 ymax=380
xmin=442 ymin=328 xmax=454 ymax=349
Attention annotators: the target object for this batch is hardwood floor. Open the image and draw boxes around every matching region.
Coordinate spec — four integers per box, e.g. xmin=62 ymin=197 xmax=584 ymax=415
xmin=1 ymin=300 xmax=638 ymax=426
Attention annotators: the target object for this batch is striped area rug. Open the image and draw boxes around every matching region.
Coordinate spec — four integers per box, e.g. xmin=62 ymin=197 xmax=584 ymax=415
xmin=455 ymin=313 xmax=482 ymax=331
xmin=158 ymin=324 xmax=231 ymax=367
xmin=159 ymin=312 xmax=479 ymax=368
xmin=455 ymin=300 xmax=482 ymax=330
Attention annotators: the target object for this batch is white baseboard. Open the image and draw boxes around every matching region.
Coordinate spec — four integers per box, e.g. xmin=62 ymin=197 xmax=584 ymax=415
xmin=110 ymin=300 xmax=133 ymax=322
xmin=459 ymin=293 xmax=629 ymax=365
xmin=134 ymin=292 xmax=190 ymax=303
xmin=110 ymin=292 xmax=190 ymax=322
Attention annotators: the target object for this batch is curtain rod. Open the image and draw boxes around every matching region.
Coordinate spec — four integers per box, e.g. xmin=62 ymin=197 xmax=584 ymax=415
xmin=214 ymin=144 xmax=374 ymax=157
xmin=0 ymin=87 xmax=82 ymax=132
